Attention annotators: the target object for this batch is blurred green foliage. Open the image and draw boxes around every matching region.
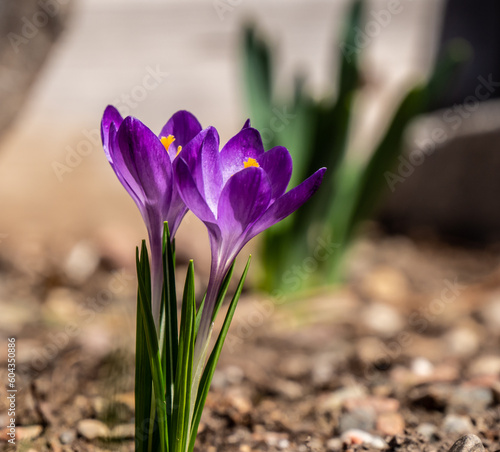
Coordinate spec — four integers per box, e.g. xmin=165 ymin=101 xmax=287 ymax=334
xmin=242 ymin=0 xmax=469 ymax=294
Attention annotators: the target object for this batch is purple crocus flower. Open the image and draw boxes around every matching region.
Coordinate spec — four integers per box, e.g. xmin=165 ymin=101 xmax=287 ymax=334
xmin=174 ymin=122 xmax=326 ymax=350
xmin=101 ymin=106 xmax=202 ymax=327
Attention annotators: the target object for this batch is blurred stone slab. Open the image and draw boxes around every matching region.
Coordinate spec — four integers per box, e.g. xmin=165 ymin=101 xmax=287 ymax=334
xmin=379 ymin=100 xmax=500 ymax=244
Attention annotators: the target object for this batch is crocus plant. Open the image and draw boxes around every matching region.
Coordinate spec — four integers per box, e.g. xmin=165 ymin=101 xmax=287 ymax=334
xmin=101 ymin=106 xmax=325 ymax=452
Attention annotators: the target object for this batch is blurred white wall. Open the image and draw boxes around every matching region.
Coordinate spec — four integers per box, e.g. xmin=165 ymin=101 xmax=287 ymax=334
xmin=0 ymin=0 xmax=444 ymax=263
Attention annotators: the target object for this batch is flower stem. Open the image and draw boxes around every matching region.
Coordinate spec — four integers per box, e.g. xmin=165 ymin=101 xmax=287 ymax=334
xmin=194 ymin=267 xmax=223 ymax=362
xmin=149 ymin=231 xmax=163 ymax=334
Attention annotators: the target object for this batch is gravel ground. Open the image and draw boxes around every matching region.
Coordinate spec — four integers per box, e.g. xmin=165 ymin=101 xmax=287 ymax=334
xmin=0 ymin=232 xmax=499 ymax=451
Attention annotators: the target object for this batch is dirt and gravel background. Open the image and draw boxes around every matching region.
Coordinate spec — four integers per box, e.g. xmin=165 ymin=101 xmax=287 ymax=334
xmin=1 ymin=231 xmax=500 ymax=451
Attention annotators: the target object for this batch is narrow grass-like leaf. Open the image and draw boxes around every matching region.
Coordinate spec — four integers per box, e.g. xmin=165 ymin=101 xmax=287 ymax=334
xmin=135 ymin=245 xmax=153 ymax=452
xmin=211 ymin=261 xmax=235 ymax=322
xmin=195 ymin=295 xmax=206 ymax=338
xmin=256 ymin=1 xmax=363 ymax=293
xmin=136 ymin=242 xmax=168 ymax=452
xmin=250 ymin=0 xmax=468 ymax=292
xmin=173 ymin=261 xmax=196 ymax=452
xmin=137 ymin=244 xmax=162 ymax=452
xmin=188 ymin=256 xmax=251 ymax=452
xmin=296 ymin=0 xmax=362 ymax=235
xmin=347 ymin=86 xmax=426 ymax=234
xmin=160 ymin=222 xmax=178 ymax=437
xmin=326 ymin=41 xmax=469 ymax=282
xmin=195 ymin=261 xmax=235 ymax=337
xmin=344 ymin=40 xmax=470 ymax=235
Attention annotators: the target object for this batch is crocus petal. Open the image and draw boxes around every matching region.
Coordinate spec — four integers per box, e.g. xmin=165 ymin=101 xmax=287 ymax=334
xmin=166 ymin=195 xmax=188 ymax=237
xmin=116 ymin=117 xmax=173 ymax=207
xmin=220 ymin=127 xmax=265 ymax=184
xmin=178 ymin=127 xmax=219 ymax=191
xmin=101 ymin=106 xmax=140 ymax=204
xmin=217 ymin=167 xmax=272 ymax=237
xmin=159 ymin=110 xmax=202 ymax=159
xmin=247 ymin=167 xmax=326 ymax=239
xmin=199 ymin=129 xmax=223 ymax=213
xmin=108 ymin=127 xmax=146 ymax=214
xmin=241 ymin=118 xmax=251 ymax=129
xmin=257 ymin=146 xmax=293 ymax=201
xmin=101 ymin=105 xmax=123 ymax=161
xmin=174 ymin=157 xmax=217 ymax=223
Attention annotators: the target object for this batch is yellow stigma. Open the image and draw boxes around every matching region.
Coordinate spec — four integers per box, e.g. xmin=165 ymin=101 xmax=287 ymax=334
xmin=244 ymin=157 xmax=260 ymax=169
xmin=176 ymin=145 xmax=182 ymax=156
xmin=161 ymin=135 xmax=176 ymax=152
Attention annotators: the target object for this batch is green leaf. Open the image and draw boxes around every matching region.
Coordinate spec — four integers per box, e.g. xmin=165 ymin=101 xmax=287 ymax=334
xmin=344 ymin=38 xmax=471 ymax=234
xmin=188 ymin=256 xmax=251 ymax=452
xmin=257 ymin=1 xmax=364 ymax=293
xmin=327 ymin=40 xmax=470 ymax=281
xmin=160 ymin=222 xmax=178 ymax=436
xmin=135 ymin=244 xmax=153 ymax=452
xmin=136 ymin=242 xmax=168 ymax=452
xmin=211 ymin=261 xmax=235 ymax=322
xmin=195 ymin=261 xmax=235 ymax=337
xmin=195 ymin=296 xmax=205 ymax=338
xmin=172 ymin=261 xmax=196 ymax=452
xmin=347 ymin=86 xmax=426 ymax=232
xmin=337 ymin=0 xmax=363 ymax=96
xmin=298 ymin=0 xmax=362 ymax=226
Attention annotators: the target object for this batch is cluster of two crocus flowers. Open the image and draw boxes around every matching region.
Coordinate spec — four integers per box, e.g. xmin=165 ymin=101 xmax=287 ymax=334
xmin=101 ymin=105 xmax=325 ymax=451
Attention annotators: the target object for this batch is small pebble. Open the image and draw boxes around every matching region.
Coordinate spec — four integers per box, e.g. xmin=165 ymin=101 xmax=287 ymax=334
xmin=361 ymin=266 xmax=409 ymax=304
xmin=341 ymin=429 xmax=387 ymax=449
xmin=469 ymin=355 xmax=500 ymax=377
xmin=344 ymin=396 xmax=400 ymax=414
xmin=278 ymin=438 xmax=289 ymax=449
xmin=448 ymin=434 xmax=485 ymax=452
xmin=416 ymin=422 xmax=438 ymax=441
xmin=109 ymin=423 xmax=135 ymax=439
xmin=326 ymin=437 xmax=343 ymax=451
xmin=443 ymin=414 xmax=474 ymax=435
xmin=376 ymin=412 xmax=405 ymax=436
xmin=16 ymin=425 xmax=43 ymax=441
xmin=64 ymin=241 xmax=100 ymax=284
xmin=226 ymin=389 xmax=252 ymax=417
xmin=449 ymin=386 xmax=493 ymax=413
xmin=339 ymin=408 xmax=376 ymax=433
xmin=263 ymin=431 xmax=289 ymax=447
xmin=362 ymin=302 xmax=404 ymax=336
xmin=0 ymin=425 xmax=43 ymax=441
xmin=59 ymin=429 xmax=76 ymax=444
xmin=273 ymin=378 xmax=303 ymax=400
xmin=445 ymin=327 xmax=479 ymax=356
xmin=77 ymin=419 xmax=110 ymax=440
xmin=312 ymin=359 xmax=335 ymax=386
xmin=320 ymin=386 xmax=367 ymax=413
xmin=411 ymin=357 xmax=434 ymax=377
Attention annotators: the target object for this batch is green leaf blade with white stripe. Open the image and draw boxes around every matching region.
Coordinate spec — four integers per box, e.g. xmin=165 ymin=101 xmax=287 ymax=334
xmin=172 ymin=261 xmax=196 ymax=452
xmin=136 ymin=241 xmax=168 ymax=452
xmin=188 ymin=256 xmax=251 ymax=452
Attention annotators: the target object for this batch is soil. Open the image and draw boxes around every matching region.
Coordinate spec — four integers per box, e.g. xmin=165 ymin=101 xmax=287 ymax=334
xmin=1 ymin=233 xmax=500 ymax=452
